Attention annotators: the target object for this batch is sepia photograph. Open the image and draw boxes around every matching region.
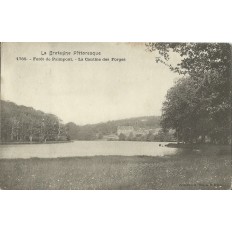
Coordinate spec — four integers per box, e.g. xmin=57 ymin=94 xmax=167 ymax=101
xmin=0 ymin=42 xmax=231 ymax=190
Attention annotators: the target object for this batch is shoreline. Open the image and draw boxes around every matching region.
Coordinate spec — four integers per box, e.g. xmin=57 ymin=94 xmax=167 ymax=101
xmin=0 ymin=140 xmax=175 ymax=145
xmin=165 ymin=142 xmax=231 ymax=149
xmin=0 ymin=140 xmax=73 ymax=145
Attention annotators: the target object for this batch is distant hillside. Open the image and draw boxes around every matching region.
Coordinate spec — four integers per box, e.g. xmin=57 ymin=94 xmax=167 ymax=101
xmin=66 ymin=116 xmax=161 ymax=140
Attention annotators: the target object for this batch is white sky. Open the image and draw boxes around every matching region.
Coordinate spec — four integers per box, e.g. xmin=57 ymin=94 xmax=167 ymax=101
xmin=1 ymin=42 xmax=179 ymax=125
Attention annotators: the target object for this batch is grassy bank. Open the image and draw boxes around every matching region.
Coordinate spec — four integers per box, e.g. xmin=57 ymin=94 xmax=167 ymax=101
xmin=0 ymin=145 xmax=231 ymax=190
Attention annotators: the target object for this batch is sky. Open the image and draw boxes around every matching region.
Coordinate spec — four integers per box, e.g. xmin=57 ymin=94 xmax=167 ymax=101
xmin=1 ymin=42 xmax=180 ymax=125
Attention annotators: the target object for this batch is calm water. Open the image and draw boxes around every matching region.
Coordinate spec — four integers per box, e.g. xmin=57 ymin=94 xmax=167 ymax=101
xmin=0 ymin=141 xmax=179 ymax=159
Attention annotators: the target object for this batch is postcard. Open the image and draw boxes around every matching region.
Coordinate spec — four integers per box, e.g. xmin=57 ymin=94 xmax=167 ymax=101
xmin=0 ymin=42 xmax=231 ymax=189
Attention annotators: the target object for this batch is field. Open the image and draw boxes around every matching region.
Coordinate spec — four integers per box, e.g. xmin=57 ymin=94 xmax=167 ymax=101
xmin=0 ymin=145 xmax=231 ymax=190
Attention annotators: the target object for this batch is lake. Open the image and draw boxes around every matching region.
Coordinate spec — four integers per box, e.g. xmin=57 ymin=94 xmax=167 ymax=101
xmin=0 ymin=141 xmax=179 ymax=159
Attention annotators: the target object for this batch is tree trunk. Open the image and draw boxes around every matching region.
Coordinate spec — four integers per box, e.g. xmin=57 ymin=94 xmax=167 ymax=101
xmin=11 ymin=127 xmax=14 ymax=140
xmin=176 ymin=129 xmax=179 ymax=144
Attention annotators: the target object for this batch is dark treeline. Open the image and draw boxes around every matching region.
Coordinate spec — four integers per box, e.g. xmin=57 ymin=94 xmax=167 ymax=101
xmin=1 ymin=100 xmax=68 ymax=142
xmin=146 ymin=43 xmax=231 ymax=144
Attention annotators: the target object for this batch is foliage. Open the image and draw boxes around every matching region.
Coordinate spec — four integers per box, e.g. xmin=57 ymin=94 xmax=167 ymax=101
xmin=1 ymin=100 xmax=67 ymax=142
xmin=66 ymin=116 xmax=161 ymax=140
xmin=119 ymin=133 xmax=126 ymax=141
xmin=146 ymin=43 xmax=231 ymax=144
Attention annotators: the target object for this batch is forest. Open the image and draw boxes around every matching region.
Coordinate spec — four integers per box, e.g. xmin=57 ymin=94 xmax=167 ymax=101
xmin=0 ymin=100 xmax=68 ymax=142
xmin=0 ymin=100 xmax=162 ymax=142
xmin=146 ymin=43 xmax=231 ymax=144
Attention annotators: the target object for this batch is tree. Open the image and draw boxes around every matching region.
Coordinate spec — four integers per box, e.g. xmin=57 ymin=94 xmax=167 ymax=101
xmin=119 ymin=133 xmax=126 ymax=141
xmin=146 ymin=43 xmax=231 ymax=144
xmin=128 ymin=132 xmax=134 ymax=141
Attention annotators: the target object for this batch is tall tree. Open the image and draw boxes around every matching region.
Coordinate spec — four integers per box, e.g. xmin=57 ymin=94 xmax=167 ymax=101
xmin=146 ymin=43 xmax=232 ymax=144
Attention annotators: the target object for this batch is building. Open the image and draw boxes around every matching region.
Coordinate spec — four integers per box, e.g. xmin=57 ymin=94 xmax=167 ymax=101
xmin=152 ymin=128 xmax=162 ymax=135
xmin=134 ymin=128 xmax=149 ymax=136
xmin=117 ymin=126 xmax=134 ymax=137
